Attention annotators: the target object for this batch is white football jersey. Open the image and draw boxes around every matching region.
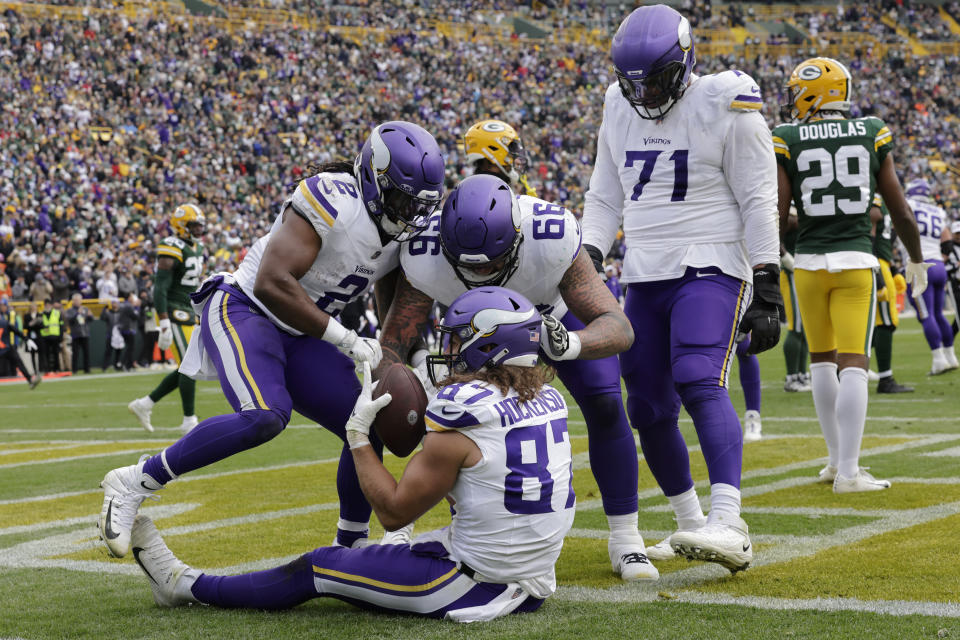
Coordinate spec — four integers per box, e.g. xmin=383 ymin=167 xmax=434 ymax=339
xmin=424 ymin=380 xmax=575 ymax=583
xmin=582 ymin=70 xmax=779 ymax=283
xmin=908 ymin=196 xmax=947 ymax=262
xmin=401 ymin=194 xmax=581 ymax=317
xmin=233 ymin=172 xmax=400 ymax=334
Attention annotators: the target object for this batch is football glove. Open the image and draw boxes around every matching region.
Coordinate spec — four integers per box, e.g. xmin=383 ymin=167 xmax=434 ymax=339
xmin=540 ymin=314 xmax=582 ymax=361
xmin=409 ymin=348 xmax=438 ymax=397
xmin=875 ymin=270 xmax=888 ymax=302
xmin=345 ymin=362 xmax=392 ymax=450
xmin=25 ymin=338 xmax=38 ymax=352
xmin=323 ymin=318 xmax=382 ymax=368
xmin=893 ymin=272 xmax=907 ymax=295
xmin=739 ymin=264 xmax=784 ymax=355
xmin=157 ymin=318 xmax=173 ymax=351
xmin=905 ymin=261 xmax=931 ymax=297
xmin=780 ymin=250 xmax=795 ymax=272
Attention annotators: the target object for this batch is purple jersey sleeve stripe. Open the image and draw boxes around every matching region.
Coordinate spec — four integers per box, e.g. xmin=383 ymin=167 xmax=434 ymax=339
xmin=733 ymin=94 xmax=763 ymax=103
xmin=424 ymin=409 xmax=481 ymax=429
xmin=305 ymin=176 xmax=339 ymax=220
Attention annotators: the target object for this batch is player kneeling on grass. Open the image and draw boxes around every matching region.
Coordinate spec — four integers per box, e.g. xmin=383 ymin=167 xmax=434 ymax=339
xmin=130 ymin=287 xmax=576 ymax=622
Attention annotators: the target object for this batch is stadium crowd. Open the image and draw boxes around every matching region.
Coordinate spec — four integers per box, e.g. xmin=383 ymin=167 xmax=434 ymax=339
xmin=1 ymin=1 xmax=959 ymax=378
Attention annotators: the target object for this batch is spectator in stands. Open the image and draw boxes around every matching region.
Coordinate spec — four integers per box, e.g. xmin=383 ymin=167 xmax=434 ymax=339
xmin=51 ymin=266 xmax=71 ymax=302
xmin=118 ymin=267 xmax=138 ymax=300
xmin=11 ymin=275 xmax=28 ymax=302
xmin=65 ymin=293 xmax=93 ymax=374
xmin=97 ymin=269 xmax=119 ymax=301
xmin=30 ymin=274 xmax=53 ymax=305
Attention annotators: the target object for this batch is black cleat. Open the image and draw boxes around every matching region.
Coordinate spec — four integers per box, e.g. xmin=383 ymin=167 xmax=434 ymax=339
xmin=877 ymin=376 xmax=914 ymax=394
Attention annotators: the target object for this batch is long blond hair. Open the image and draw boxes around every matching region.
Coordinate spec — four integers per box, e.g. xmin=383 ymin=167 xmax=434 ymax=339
xmin=440 ymin=363 xmax=555 ymax=403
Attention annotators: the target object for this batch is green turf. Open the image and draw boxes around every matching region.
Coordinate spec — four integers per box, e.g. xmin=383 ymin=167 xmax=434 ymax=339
xmin=1 ymin=323 xmax=959 ymax=638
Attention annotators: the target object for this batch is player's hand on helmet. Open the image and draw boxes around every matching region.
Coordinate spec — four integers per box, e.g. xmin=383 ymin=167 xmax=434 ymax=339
xmin=905 ymin=261 xmax=931 ymax=297
xmin=157 ymin=318 xmax=173 ymax=351
xmin=740 ymin=264 xmax=784 ymax=355
xmin=875 ymin=270 xmax=888 ymax=302
xmin=540 ymin=313 xmax=582 ymax=361
xmin=345 ymin=362 xmax=392 ymax=450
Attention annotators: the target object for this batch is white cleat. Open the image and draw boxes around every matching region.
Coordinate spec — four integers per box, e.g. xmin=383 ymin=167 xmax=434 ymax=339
xmin=131 ymin=515 xmax=200 ymax=607
xmin=833 ymin=468 xmax=891 ymax=493
xmin=671 ymin=515 xmax=752 ymax=574
xmin=380 ymin=523 xmax=414 ymax=546
xmin=743 ymin=410 xmax=762 ymax=442
xmin=817 ymin=464 xmax=838 ymax=483
xmin=179 ymin=415 xmax=200 ymax=434
xmin=99 ymin=455 xmax=162 ymax=558
xmin=867 ymin=369 xmax=880 ymax=382
xmin=944 ymin=348 xmax=959 ymax=371
xmin=644 ymin=537 xmax=678 ymax=562
xmin=609 ymin=537 xmax=659 ymax=582
xmin=128 ymin=397 xmax=154 ymax=433
xmin=930 ymin=349 xmax=951 ymax=376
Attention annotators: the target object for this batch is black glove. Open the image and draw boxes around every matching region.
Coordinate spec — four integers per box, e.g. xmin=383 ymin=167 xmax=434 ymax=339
xmin=583 ymin=244 xmax=605 ymax=275
xmin=739 ymin=264 xmax=784 ymax=355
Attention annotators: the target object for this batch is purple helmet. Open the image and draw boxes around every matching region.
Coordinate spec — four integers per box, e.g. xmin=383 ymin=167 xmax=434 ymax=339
xmin=612 ymin=4 xmax=695 ymax=120
xmin=427 ymin=286 xmax=542 ymax=387
xmin=439 ymin=174 xmax=523 ymax=289
xmin=354 ymin=121 xmax=444 ymax=242
xmin=905 ymin=178 xmax=932 ymax=198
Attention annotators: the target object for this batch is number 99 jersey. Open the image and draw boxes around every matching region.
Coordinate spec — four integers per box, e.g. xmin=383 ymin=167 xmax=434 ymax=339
xmin=425 ymin=381 xmax=575 ymax=584
xmin=401 ymin=194 xmax=582 ymax=318
xmin=772 ymin=116 xmax=893 ymax=259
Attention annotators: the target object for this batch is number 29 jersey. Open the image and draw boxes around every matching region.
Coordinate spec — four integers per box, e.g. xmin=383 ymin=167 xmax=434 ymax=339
xmin=232 ymin=171 xmax=400 ymax=335
xmin=401 ymin=195 xmax=582 ymax=318
xmin=772 ymin=116 xmax=893 ymax=261
xmin=425 ymin=381 xmax=575 ymax=584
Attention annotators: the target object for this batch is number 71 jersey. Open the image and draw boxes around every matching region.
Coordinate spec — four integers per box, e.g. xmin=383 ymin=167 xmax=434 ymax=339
xmin=772 ymin=116 xmax=893 ymax=256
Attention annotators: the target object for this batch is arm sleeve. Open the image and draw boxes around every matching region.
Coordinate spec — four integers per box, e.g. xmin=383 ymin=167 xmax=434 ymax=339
xmin=722 ymin=112 xmax=780 ymax=267
xmin=581 ymin=109 xmax=625 ymax=255
xmin=153 ymin=267 xmax=173 ymax=314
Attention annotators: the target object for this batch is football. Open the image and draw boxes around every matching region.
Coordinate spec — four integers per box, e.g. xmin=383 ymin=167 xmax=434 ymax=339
xmin=372 ymin=363 xmax=428 ymax=457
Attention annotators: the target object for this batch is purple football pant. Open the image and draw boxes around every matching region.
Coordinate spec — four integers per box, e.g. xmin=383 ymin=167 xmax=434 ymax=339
xmin=619 ymin=267 xmax=749 ymax=496
xmin=736 ymin=336 xmax=762 ymax=413
xmin=908 ymin=260 xmax=953 ymax=349
xmin=541 ymin=311 xmax=638 ymax=516
xmin=191 ymin=540 xmax=543 ymax=618
xmin=142 ymin=284 xmax=375 ymax=524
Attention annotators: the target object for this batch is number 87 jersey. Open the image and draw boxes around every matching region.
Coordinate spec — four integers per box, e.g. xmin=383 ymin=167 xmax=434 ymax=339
xmin=772 ymin=116 xmax=893 ymax=259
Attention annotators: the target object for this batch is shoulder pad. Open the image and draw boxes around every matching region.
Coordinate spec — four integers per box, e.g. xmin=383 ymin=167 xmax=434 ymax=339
xmin=720 ymin=70 xmax=763 ymax=112
xmin=156 ymin=237 xmax=185 ymax=261
xmin=424 ymin=394 xmax=483 ymax=432
xmin=289 ymin=173 xmax=361 ymax=237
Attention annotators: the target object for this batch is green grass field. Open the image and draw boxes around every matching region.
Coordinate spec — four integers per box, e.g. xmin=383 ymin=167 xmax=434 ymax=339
xmin=1 ymin=323 xmax=958 ymax=639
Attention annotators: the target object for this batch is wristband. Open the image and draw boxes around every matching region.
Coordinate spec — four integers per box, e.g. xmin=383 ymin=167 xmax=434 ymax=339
xmin=322 ymin=317 xmax=349 ymax=345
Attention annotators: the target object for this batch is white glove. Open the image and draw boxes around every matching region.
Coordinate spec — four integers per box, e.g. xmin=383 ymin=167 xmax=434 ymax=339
xmin=409 ymin=348 xmax=438 ymax=397
xmin=345 ymin=362 xmax=392 ymax=449
xmin=539 ymin=313 xmax=581 ymax=361
xmin=25 ymin=338 xmax=38 ymax=352
xmin=905 ymin=261 xmax=930 ymax=297
xmin=323 ymin=317 xmax=382 ymax=368
xmin=157 ymin=318 xmax=173 ymax=351
xmin=780 ymin=251 xmax=795 ymax=271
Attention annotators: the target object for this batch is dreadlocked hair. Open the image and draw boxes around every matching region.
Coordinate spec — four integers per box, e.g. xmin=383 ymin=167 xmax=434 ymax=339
xmin=286 ymin=159 xmax=355 ymax=193
xmin=440 ymin=363 xmax=555 ymax=404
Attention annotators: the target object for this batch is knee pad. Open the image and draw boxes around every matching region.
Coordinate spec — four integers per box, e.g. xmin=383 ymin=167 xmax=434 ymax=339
xmin=579 ymin=393 xmax=628 ymax=438
xmin=240 ymin=408 xmax=287 ymax=447
xmin=672 ymin=352 xmax=717 ymax=387
xmin=676 ymin=378 xmax=725 ymax=411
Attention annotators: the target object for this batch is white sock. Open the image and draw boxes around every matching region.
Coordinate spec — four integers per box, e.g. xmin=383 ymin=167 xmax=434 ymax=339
xmin=810 ymin=362 xmax=840 ymax=467
xmin=336 ymin=518 xmax=369 ymax=532
xmin=836 ymin=367 xmax=869 ymax=479
xmin=606 ymin=512 xmax=642 ymax=544
xmin=667 ymin=486 xmax=706 ymax=531
xmin=877 ymin=370 xmax=892 ymax=379
xmin=707 ymin=483 xmax=741 ymax=523
xmin=141 ymin=396 xmax=155 ymax=409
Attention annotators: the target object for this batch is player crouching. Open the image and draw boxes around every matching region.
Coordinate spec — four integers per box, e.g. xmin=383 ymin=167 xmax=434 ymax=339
xmin=129 ymin=286 xmax=576 ymax=622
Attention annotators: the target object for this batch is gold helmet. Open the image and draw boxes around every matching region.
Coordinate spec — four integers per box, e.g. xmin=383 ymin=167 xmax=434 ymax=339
xmin=463 ymin=119 xmax=529 ymax=185
xmin=781 ymin=57 xmax=852 ymax=122
xmin=170 ymin=204 xmax=205 ymax=240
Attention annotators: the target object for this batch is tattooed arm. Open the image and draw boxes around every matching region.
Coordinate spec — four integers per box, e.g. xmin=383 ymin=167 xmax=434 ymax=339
xmin=374 ymin=273 xmax=435 ymax=378
xmin=558 ymin=250 xmax=634 ymax=359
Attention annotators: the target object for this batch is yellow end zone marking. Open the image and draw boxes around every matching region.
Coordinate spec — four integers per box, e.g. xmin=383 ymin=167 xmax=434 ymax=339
xmin=0 ymin=441 xmax=174 ymax=466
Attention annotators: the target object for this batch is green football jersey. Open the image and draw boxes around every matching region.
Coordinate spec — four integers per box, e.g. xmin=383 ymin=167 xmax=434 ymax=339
xmin=156 ymin=235 xmax=204 ymax=323
xmin=871 ymin=193 xmax=894 ymax=263
xmin=772 ymin=116 xmax=893 ymax=255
